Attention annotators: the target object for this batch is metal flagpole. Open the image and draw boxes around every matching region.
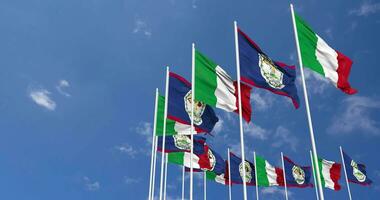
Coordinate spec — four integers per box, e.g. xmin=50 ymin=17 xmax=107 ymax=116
xmin=182 ymin=165 xmax=185 ymax=200
xmin=164 ymin=154 xmax=168 ymax=200
xmin=310 ymin=150 xmax=320 ymax=200
xmin=228 ymin=148 xmax=232 ymax=200
xmin=151 ymin=136 xmax=158 ymax=200
xmin=190 ymin=43 xmax=195 ymax=200
xmin=281 ymin=152 xmax=289 ymax=200
xmin=233 ymin=20 xmax=248 ymax=200
xmin=204 ymin=171 xmax=207 ymax=200
xmin=340 ymin=146 xmax=353 ymax=200
xmin=290 ymin=4 xmax=325 ymax=200
xmin=254 ymin=151 xmax=259 ymax=200
xmin=159 ymin=66 xmax=170 ymax=200
xmin=148 ymin=89 xmax=159 ymax=200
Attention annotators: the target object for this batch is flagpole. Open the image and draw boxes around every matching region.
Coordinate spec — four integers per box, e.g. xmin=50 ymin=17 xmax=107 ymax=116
xmin=281 ymin=152 xmax=289 ymax=200
xmin=290 ymin=4 xmax=325 ymax=200
xmin=164 ymin=154 xmax=168 ymax=200
xmin=254 ymin=151 xmax=259 ymax=200
xmin=190 ymin=42 xmax=195 ymax=200
xmin=310 ymin=150 xmax=320 ymax=200
xmin=228 ymin=148 xmax=232 ymax=200
xmin=234 ymin=20 xmax=248 ymax=200
xmin=148 ymin=88 xmax=159 ymax=200
xmin=182 ymin=165 xmax=185 ymax=200
xmin=151 ymin=136 xmax=158 ymax=200
xmin=159 ymin=66 xmax=170 ymax=200
xmin=340 ymin=146 xmax=353 ymax=200
xmin=204 ymin=171 xmax=207 ymax=200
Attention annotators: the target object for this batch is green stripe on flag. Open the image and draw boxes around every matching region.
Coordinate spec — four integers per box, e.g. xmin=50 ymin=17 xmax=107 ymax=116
xmin=295 ymin=13 xmax=325 ymax=76
xmin=155 ymin=95 xmax=176 ymax=136
xmin=168 ymin=152 xmax=184 ymax=165
xmin=195 ymin=50 xmax=218 ymax=106
xmin=256 ymin=155 xmax=270 ymax=187
xmin=317 ymin=158 xmax=326 ymax=187
xmin=206 ymin=171 xmax=217 ymax=180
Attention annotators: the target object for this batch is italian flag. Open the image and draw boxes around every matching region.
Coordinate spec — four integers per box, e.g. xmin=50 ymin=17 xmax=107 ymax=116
xmin=294 ymin=13 xmax=357 ymax=95
xmin=206 ymin=171 xmax=229 ymax=185
xmin=317 ymin=158 xmax=342 ymax=190
xmin=167 ymin=151 xmax=210 ymax=170
xmin=255 ymin=155 xmax=284 ymax=187
xmin=195 ymin=50 xmax=252 ymax=122
xmin=156 ymin=95 xmax=200 ymax=136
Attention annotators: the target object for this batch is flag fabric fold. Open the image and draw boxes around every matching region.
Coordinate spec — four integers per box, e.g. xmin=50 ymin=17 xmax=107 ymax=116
xmin=283 ymin=156 xmax=313 ymax=188
xmin=255 ymin=155 xmax=284 ymax=187
xmin=168 ymin=72 xmax=219 ymax=133
xmin=342 ymin=151 xmax=372 ymax=186
xmin=294 ymin=13 xmax=357 ymax=95
xmin=228 ymin=152 xmax=256 ymax=185
xmin=238 ymin=28 xmax=300 ymax=108
xmin=317 ymin=158 xmax=342 ymax=190
xmin=156 ymin=95 xmax=201 ymax=136
xmin=195 ymin=50 xmax=252 ymax=122
xmin=156 ymin=135 xmax=206 ymax=154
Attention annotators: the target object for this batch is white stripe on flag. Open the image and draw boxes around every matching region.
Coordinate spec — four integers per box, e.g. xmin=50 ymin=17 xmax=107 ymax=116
xmin=315 ymin=35 xmax=339 ymax=86
xmin=265 ymin=161 xmax=279 ymax=186
xmin=215 ymin=66 xmax=237 ymax=112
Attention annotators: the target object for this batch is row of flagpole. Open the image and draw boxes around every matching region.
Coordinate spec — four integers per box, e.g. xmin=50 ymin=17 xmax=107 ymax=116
xmin=146 ymin=4 xmax=359 ymax=200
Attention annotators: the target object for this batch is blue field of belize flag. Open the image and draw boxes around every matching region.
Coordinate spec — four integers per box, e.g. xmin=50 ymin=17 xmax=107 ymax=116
xmin=157 ymin=135 xmax=206 ymax=154
xmin=238 ymin=28 xmax=300 ymax=108
xmin=283 ymin=156 xmax=313 ymax=188
xmin=228 ymin=152 xmax=256 ymax=185
xmin=168 ymin=72 xmax=219 ymax=133
xmin=343 ymin=151 xmax=372 ymax=186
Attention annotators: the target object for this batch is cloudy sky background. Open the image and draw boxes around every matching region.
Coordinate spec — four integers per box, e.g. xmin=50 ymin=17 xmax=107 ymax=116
xmin=0 ymin=0 xmax=379 ymax=199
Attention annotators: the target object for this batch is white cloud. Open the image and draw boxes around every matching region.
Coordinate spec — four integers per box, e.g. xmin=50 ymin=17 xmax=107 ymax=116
xmin=212 ymin=119 xmax=223 ymax=135
xmin=328 ymin=96 xmax=380 ymax=135
xmin=133 ymin=19 xmax=152 ymax=37
xmin=299 ymin=69 xmax=330 ymax=95
xmin=261 ymin=187 xmax=293 ymax=198
xmin=191 ymin=0 xmax=197 ymax=9
xmin=350 ymin=1 xmax=380 ymax=16
xmin=271 ymin=126 xmax=299 ymax=152
xmin=124 ymin=177 xmax=141 ymax=184
xmin=29 ymin=88 xmax=56 ymax=111
xmin=244 ymin=123 xmax=269 ymax=140
xmin=83 ymin=176 xmax=100 ymax=191
xmin=115 ymin=143 xmax=138 ymax=158
xmin=136 ymin=122 xmax=153 ymax=143
xmin=324 ymin=28 xmax=333 ymax=39
xmin=251 ymin=91 xmax=275 ymax=111
xmin=56 ymin=79 xmax=71 ymax=97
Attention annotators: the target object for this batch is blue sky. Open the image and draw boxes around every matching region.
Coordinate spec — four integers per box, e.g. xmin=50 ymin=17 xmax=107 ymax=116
xmin=0 ymin=0 xmax=379 ymax=199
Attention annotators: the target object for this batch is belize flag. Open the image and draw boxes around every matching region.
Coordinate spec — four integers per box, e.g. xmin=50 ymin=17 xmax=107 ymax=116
xmin=283 ymin=156 xmax=313 ymax=188
xmin=168 ymin=72 xmax=219 ymax=133
xmin=238 ymin=28 xmax=300 ymax=108
xmin=228 ymin=152 xmax=256 ymax=185
xmin=206 ymin=145 xmax=226 ymax=175
xmin=343 ymin=150 xmax=372 ymax=186
xmin=157 ymin=135 xmax=206 ymax=154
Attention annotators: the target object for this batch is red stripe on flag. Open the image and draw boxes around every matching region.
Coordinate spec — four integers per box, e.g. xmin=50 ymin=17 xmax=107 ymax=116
xmin=330 ymin=163 xmax=342 ymax=191
xmin=275 ymin=167 xmax=285 ymax=186
xmin=336 ymin=51 xmax=357 ymax=95
xmin=233 ymin=81 xmax=252 ymax=122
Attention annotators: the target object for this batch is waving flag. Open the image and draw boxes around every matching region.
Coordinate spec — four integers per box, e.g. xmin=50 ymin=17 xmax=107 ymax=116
xmin=283 ymin=156 xmax=313 ymax=188
xmin=195 ymin=50 xmax=252 ymax=122
xmin=168 ymin=72 xmax=219 ymax=133
xmin=255 ymin=155 xmax=284 ymax=187
xmin=317 ymin=158 xmax=342 ymax=190
xmin=294 ymin=13 xmax=357 ymax=94
xmin=156 ymin=135 xmax=206 ymax=154
xmin=228 ymin=152 xmax=256 ymax=185
xmin=238 ymin=28 xmax=300 ymax=108
xmin=156 ymin=95 xmax=201 ymax=136
xmin=206 ymin=171 xmax=229 ymax=185
xmin=342 ymin=151 xmax=372 ymax=186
